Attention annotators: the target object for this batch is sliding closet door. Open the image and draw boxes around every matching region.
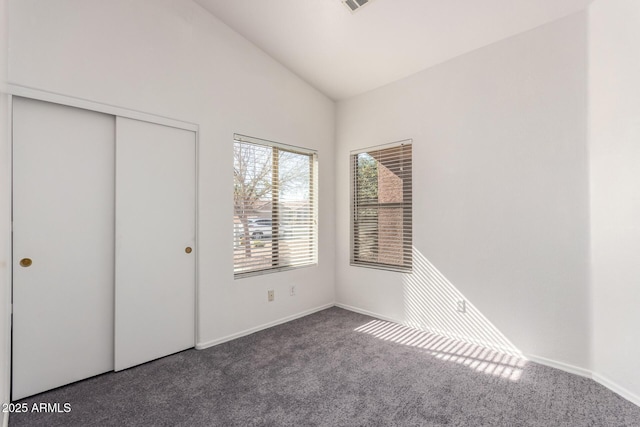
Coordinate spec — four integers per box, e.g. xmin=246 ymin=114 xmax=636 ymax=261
xmin=12 ymin=97 xmax=115 ymax=400
xmin=114 ymin=117 xmax=196 ymax=371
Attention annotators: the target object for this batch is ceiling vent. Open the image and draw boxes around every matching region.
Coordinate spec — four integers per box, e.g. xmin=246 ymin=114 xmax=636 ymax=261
xmin=342 ymin=0 xmax=372 ymax=13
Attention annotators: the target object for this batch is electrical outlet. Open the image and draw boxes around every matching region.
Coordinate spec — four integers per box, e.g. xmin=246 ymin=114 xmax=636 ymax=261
xmin=290 ymin=285 xmax=296 ymax=296
xmin=268 ymin=290 xmax=274 ymax=302
xmin=456 ymin=299 xmax=466 ymax=314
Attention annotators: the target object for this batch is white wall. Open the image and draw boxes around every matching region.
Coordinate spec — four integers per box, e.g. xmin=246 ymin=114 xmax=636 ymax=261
xmin=8 ymin=0 xmax=640 ymax=411
xmin=336 ymin=12 xmax=591 ymax=368
xmin=1 ymin=0 xmax=10 ymax=416
xmin=7 ymin=0 xmax=335 ymax=352
xmin=589 ymin=0 xmax=640 ymax=404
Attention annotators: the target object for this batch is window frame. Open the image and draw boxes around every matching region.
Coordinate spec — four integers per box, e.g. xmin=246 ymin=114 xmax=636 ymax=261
xmin=233 ymin=133 xmax=318 ymax=279
xmin=350 ymin=140 xmax=413 ymax=273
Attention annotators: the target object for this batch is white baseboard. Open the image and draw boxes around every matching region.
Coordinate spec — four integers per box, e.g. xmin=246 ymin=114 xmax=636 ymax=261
xmin=334 ymin=302 xmax=399 ymax=324
xmin=335 ymin=302 xmax=522 ymax=356
xmin=525 ymin=353 xmax=592 ymax=378
xmin=195 ymin=303 xmax=335 ymax=350
xmin=593 ymin=372 xmax=640 ymax=408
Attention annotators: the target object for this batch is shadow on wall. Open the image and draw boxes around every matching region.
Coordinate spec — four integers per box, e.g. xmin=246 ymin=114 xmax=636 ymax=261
xmin=403 ymin=247 xmax=521 ymax=356
xmin=355 ymin=247 xmax=527 ymax=381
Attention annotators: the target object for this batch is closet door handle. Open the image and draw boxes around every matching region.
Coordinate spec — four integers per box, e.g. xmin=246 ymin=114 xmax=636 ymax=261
xmin=185 ymin=247 xmax=192 ymax=254
xmin=19 ymin=258 xmax=33 ymax=267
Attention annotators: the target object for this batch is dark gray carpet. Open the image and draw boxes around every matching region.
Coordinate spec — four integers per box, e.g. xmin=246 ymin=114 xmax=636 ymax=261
xmin=9 ymin=307 xmax=640 ymax=426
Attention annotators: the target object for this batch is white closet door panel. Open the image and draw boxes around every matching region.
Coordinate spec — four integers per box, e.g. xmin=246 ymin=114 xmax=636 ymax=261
xmin=115 ymin=117 xmax=195 ymax=371
xmin=12 ymin=97 xmax=115 ymax=400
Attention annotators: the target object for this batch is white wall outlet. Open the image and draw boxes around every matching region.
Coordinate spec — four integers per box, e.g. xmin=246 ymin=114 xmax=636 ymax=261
xmin=268 ymin=290 xmax=274 ymax=302
xmin=290 ymin=285 xmax=296 ymax=296
xmin=456 ymin=299 xmax=466 ymax=313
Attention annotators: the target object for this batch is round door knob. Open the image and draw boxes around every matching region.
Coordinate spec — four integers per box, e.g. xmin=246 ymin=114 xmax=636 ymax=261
xmin=185 ymin=247 xmax=192 ymax=254
xmin=20 ymin=258 xmax=33 ymax=267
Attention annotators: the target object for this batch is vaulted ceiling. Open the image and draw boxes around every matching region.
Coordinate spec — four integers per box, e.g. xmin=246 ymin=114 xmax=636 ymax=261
xmin=195 ymin=0 xmax=593 ymax=100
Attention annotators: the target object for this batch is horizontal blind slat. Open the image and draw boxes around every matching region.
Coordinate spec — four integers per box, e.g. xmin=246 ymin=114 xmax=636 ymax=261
xmin=234 ymin=137 xmax=318 ymax=277
xmin=351 ymin=143 xmax=412 ymax=271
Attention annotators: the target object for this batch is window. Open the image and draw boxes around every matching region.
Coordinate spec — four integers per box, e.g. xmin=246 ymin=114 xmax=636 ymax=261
xmin=351 ymin=141 xmax=412 ymax=272
xmin=234 ymin=134 xmax=318 ymax=277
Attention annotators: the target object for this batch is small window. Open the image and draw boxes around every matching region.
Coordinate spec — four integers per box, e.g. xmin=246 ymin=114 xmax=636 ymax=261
xmin=234 ymin=134 xmax=318 ymax=278
xmin=351 ymin=141 xmax=412 ymax=272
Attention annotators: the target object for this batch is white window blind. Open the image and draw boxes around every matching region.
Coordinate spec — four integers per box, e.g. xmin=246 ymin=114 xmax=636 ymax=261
xmin=234 ymin=134 xmax=318 ymax=278
xmin=351 ymin=140 xmax=412 ymax=272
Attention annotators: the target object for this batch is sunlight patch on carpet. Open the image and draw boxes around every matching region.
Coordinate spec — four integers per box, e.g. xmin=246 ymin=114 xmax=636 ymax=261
xmin=355 ymin=319 xmax=526 ymax=381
